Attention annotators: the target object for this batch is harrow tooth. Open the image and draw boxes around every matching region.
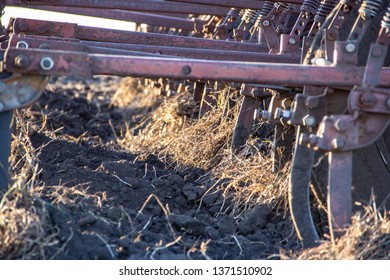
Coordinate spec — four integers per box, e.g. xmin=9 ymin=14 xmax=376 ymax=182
xmin=0 ymin=0 xmax=389 ymax=250
xmin=0 ymin=111 xmax=12 ymax=193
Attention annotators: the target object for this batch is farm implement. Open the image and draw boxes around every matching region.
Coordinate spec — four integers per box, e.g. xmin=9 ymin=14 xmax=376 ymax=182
xmin=0 ymin=0 xmax=389 ymax=248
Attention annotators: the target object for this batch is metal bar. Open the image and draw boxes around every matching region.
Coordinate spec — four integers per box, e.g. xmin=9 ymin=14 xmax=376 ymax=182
xmin=11 ymin=35 xmax=294 ymax=62
xmin=289 ymin=129 xmax=319 ymax=248
xmin=231 ymin=95 xmax=260 ymax=150
xmin=328 ymin=151 xmax=353 ymax=242
xmin=13 ymin=18 xmax=266 ymax=52
xmin=5 ymin=48 xmax=390 ymax=86
xmin=0 ymin=110 xmax=12 ymax=192
xmin=24 ymin=6 xmax=205 ymax=31
xmin=167 ymin=0 xmax=304 ymax=6
xmin=6 ymin=0 xmax=231 ymax=16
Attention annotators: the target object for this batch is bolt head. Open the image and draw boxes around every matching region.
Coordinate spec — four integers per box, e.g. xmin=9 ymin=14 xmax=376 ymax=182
xmin=262 ymin=20 xmax=270 ymax=27
xmin=345 ymin=43 xmax=356 ymax=53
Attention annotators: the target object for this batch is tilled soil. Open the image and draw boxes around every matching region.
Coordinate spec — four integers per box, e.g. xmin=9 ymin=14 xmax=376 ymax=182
xmin=10 ymin=76 xmax=300 ymax=260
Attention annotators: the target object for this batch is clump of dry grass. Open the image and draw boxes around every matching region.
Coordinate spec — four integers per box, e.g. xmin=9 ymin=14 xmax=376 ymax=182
xmin=292 ymin=207 xmax=390 ymax=260
xmin=118 ymin=82 xmax=289 ymax=213
xmin=0 ymin=110 xmax=58 ymax=259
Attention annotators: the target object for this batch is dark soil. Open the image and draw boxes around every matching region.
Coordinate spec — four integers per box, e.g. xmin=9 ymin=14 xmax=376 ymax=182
xmin=14 ymin=76 xmax=300 ymax=260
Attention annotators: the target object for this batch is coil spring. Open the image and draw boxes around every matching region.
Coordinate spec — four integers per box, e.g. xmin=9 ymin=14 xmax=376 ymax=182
xmin=359 ymin=0 xmax=383 ymax=19
xmin=314 ymin=0 xmax=338 ymax=24
xmin=274 ymin=3 xmax=291 ymax=12
xmin=381 ymin=4 xmax=390 ymax=31
xmin=254 ymin=2 xmax=275 ymax=27
xmin=301 ymin=0 xmax=322 ymax=14
xmin=243 ymin=9 xmax=261 ymax=24
xmin=340 ymin=0 xmax=362 ymax=10
xmin=259 ymin=1 xmax=275 ymax=18
xmin=227 ymin=8 xmax=242 ymax=19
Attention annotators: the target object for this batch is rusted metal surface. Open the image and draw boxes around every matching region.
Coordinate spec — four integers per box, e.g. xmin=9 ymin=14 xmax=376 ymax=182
xmin=327 ymin=151 xmax=353 ymax=241
xmin=26 ymin=6 xmax=206 ymax=32
xmin=9 ymin=35 xmax=299 ymax=62
xmin=7 ymin=0 xmax=231 ymax=16
xmin=13 ymin=18 xmax=266 ymax=52
xmin=1 ymin=0 xmax=390 ymax=249
xmin=5 ymin=47 xmax=390 ymax=86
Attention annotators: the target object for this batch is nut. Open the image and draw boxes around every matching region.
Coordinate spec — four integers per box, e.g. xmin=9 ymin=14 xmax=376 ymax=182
xmin=14 ymin=55 xmax=30 ymax=69
xmin=298 ymin=133 xmax=310 ymax=146
xmin=261 ymin=110 xmax=269 ymax=121
xmin=305 ymin=96 xmax=319 ymax=109
xmin=334 ymin=119 xmax=347 ymax=132
xmin=262 ymin=20 xmax=270 ymax=27
xmin=302 ymin=115 xmax=316 ymax=127
xmin=39 ymin=43 xmax=51 ymax=50
xmin=274 ymin=107 xmax=283 ymax=119
xmin=182 ymin=65 xmax=191 ymax=75
xmin=40 ymin=57 xmax=55 ymax=71
xmin=360 ymin=93 xmax=376 ymax=106
xmin=332 ymin=138 xmax=345 ymax=150
xmin=16 ymin=41 xmax=29 ymax=49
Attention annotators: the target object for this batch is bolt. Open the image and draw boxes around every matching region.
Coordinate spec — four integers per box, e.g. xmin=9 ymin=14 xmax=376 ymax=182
xmin=305 ymin=96 xmax=320 ymax=109
xmin=16 ymin=41 xmax=29 ymax=49
xmin=371 ymin=46 xmax=383 ymax=57
xmin=289 ymin=37 xmax=297 ymax=45
xmin=14 ymin=55 xmax=30 ymax=69
xmin=387 ymin=98 xmax=390 ymax=109
xmin=182 ymin=65 xmax=191 ymax=75
xmin=39 ymin=43 xmax=51 ymax=50
xmin=334 ymin=119 xmax=347 ymax=132
xmin=262 ymin=20 xmax=270 ymax=27
xmin=332 ymin=138 xmax=345 ymax=150
xmin=309 ymin=134 xmax=318 ymax=146
xmin=261 ymin=110 xmax=270 ymax=121
xmin=18 ymin=22 xmax=29 ymax=32
xmin=40 ymin=57 xmax=55 ymax=71
xmin=282 ymin=109 xmax=291 ymax=119
xmin=303 ymin=115 xmax=316 ymax=127
xmin=345 ymin=43 xmax=356 ymax=53
xmin=274 ymin=107 xmax=283 ymax=119
xmin=360 ymin=93 xmax=376 ymax=106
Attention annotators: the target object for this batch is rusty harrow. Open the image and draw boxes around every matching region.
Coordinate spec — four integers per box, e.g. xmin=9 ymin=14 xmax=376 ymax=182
xmin=0 ymin=0 xmax=389 ymax=248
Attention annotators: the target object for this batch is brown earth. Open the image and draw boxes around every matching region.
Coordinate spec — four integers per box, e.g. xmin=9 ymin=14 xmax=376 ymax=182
xmin=2 ymin=76 xmax=300 ymax=260
xmin=2 ymin=76 xmax=389 ymax=260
